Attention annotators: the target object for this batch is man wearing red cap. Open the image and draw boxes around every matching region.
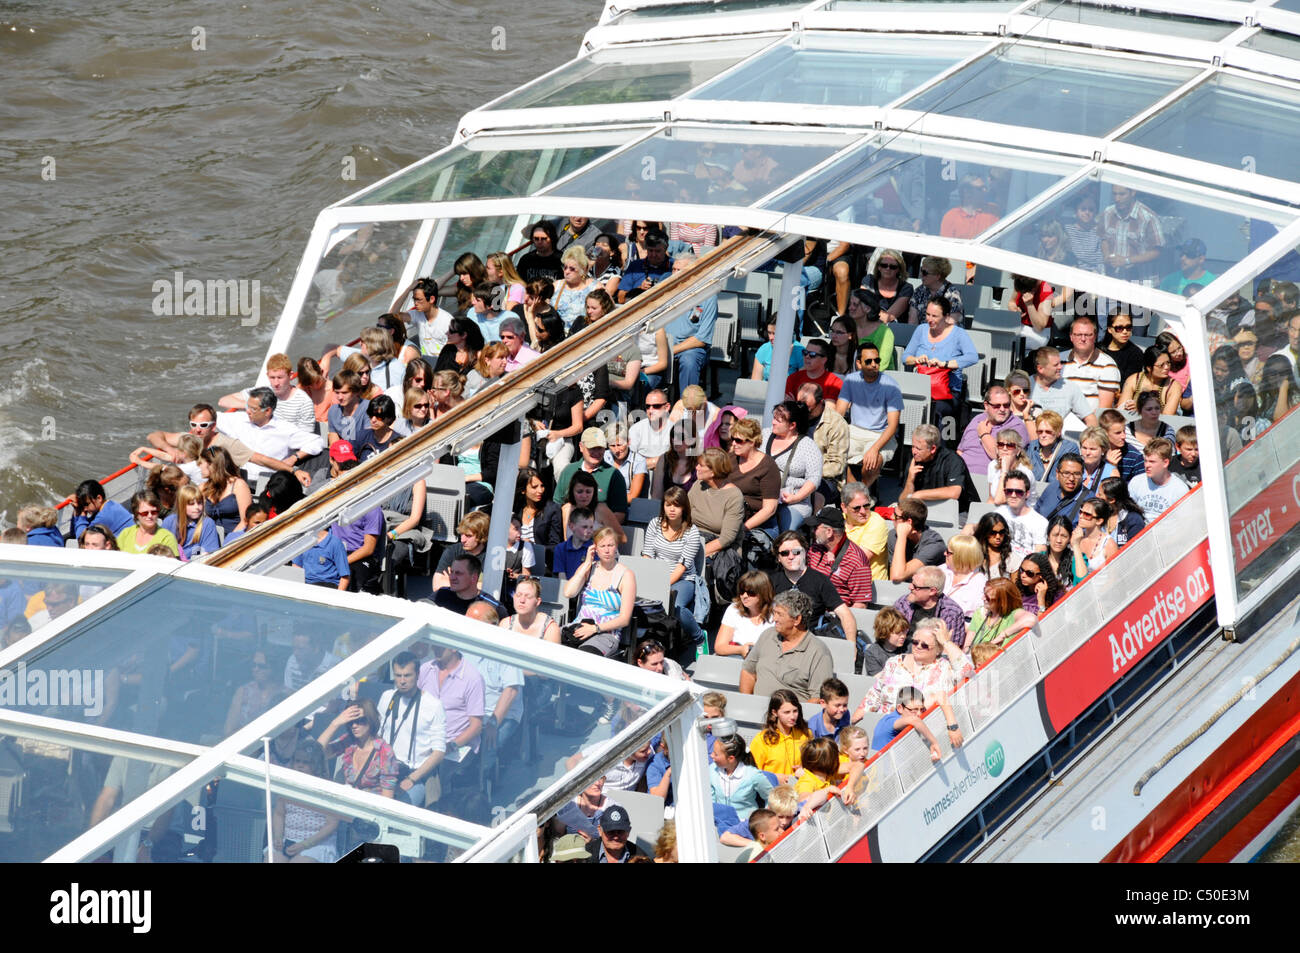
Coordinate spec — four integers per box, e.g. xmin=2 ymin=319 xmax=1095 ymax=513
xmin=328 ymin=440 xmax=385 ymax=592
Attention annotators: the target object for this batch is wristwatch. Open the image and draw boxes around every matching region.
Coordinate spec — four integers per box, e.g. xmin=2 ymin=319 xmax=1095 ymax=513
xmin=946 ymin=723 xmax=959 ymax=732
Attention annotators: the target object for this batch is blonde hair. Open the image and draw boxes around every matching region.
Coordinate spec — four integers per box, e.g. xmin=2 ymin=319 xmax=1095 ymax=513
xmin=592 ymin=526 xmax=620 ymax=548
xmin=1034 ymin=409 xmax=1064 ymax=433
xmin=1079 ymin=425 xmax=1108 ymax=450
xmin=681 ymin=384 xmax=707 ymax=411
xmin=176 ymin=433 xmax=203 ymax=462
xmin=699 ymin=447 xmax=733 ymax=477
xmin=17 ymin=505 xmax=57 ymax=530
xmin=766 ymin=785 xmax=798 ymax=815
xmin=431 ymin=370 xmax=465 ymax=398
xmin=919 ymin=256 xmax=952 ymax=280
xmin=836 ymin=724 xmax=868 ymax=753
xmin=487 ymin=251 xmax=524 ymax=286
xmin=871 ymin=247 xmax=908 ymax=281
xmin=561 ymin=245 xmax=590 ymax=276
xmin=730 ymin=417 xmax=762 ymax=444
xmin=971 ymin=643 xmax=1000 ymax=668
xmin=457 ymin=510 xmax=491 ymax=542
xmin=700 ymin=691 xmax=727 ymax=713
xmin=403 ymin=385 xmax=428 ymax=418
xmin=947 ymin=534 xmax=983 ymax=574
xmin=175 ymin=483 xmax=208 ymax=548
xmin=994 ymin=430 xmax=1033 ymax=478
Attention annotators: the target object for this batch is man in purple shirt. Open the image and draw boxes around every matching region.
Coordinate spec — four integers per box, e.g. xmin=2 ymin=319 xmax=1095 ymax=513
xmin=955 ymin=384 xmax=1029 ymax=477
xmin=418 ymin=645 xmax=487 ymax=823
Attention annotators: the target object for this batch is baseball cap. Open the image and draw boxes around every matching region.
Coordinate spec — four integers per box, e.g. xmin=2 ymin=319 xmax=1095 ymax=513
xmin=1180 ymin=238 xmax=1207 ymax=258
xmin=808 ymin=505 xmax=845 ymax=532
xmin=330 ymin=440 xmax=358 ymax=463
xmin=550 ymin=834 xmax=589 ymax=862
xmin=580 ymin=427 xmax=608 ymax=449
xmin=599 ymin=805 xmax=631 ymax=834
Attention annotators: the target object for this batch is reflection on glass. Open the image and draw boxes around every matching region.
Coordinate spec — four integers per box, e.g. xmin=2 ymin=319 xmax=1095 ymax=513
xmin=289 ymin=220 xmax=423 ymax=367
xmin=348 ymin=139 xmax=624 ymax=207
xmin=544 ymin=129 xmax=853 ymax=205
xmin=1021 ymin=1 xmax=1235 ymax=41
xmin=1121 ymin=75 xmax=1300 ymax=185
xmin=1243 ymin=29 xmax=1300 ymax=60
xmin=993 ymin=177 xmax=1286 ymax=329
xmin=227 ymin=622 xmax=666 ymax=848
xmin=1 ymin=578 xmax=397 ymax=744
xmin=1 ymin=561 xmax=131 ymax=657
xmin=828 ymin=0 xmax=1021 ymax=9
xmin=687 ymin=37 xmax=973 ymax=107
xmin=899 ymin=45 xmax=1196 ymax=138
xmin=616 ymin=0 xmax=807 ymax=20
xmin=488 ymin=38 xmax=768 ymax=111
xmin=762 ymin=139 xmax=1069 ymax=237
xmin=0 ymin=727 xmax=193 ymax=863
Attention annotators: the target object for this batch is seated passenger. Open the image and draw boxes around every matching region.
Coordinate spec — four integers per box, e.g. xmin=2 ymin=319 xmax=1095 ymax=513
xmin=1016 ymin=552 xmax=1064 ymax=614
xmin=499 ymin=316 xmax=540 ymax=372
xmin=807 ymin=505 xmax=873 ymax=608
xmin=404 ymin=276 xmax=454 ymax=357
xmin=284 ymin=631 xmax=341 ymax=691
xmin=161 ymin=485 xmax=220 ymax=560
xmin=553 ymin=246 xmax=596 ymax=327
xmin=1169 ymin=426 xmax=1201 ymax=487
xmin=463 ymin=343 xmax=508 ymax=398
xmin=957 ymin=384 xmax=1030 ymax=479
xmin=1025 ymin=410 xmax=1078 ymax=483
xmin=291 ymin=529 xmax=351 ymax=591
xmin=517 ymin=220 xmax=564 ymax=284
xmin=856 ymin=618 xmax=972 ymax=739
xmin=552 ymin=428 xmax=629 ymax=526
xmin=862 ymin=606 xmax=910 ymax=677
xmin=69 ymin=479 xmax=135 ymax=540
xmin=561 ymin=527 xmax=636 ymax=659
xmin=798 ymin=383 xmax=849 ymax=501
xmin=1031 ymin=346 xmax=1097 ymax=428
xmin=432 ymin=553 xmax=506 ymax=618
xmin=326 ymin=369 xmax=371 ymax=447
xmin=617 ymin=229 xmax=673 ymax=303
xmin=886 ymin=498 xmax=946 ymax=583
xmin=739 ymin=590 xmax=835 ymax=701
xmin=640 ymin=487 xmax=706 ymax=649
xmin=967 ymin=577 xmax=1037 ymax=650
xmin=688 ymin=448 xmax=745 ymax=560
xmin=785 ymin=339 xmax=844 ymax=404
xmin=809 ymin=678 xmax=851 ymax=740
xmin=1097 ymin=409 xmax=1145 ymax=482
xmin=116 ymin=491 xmax=179 ymax=557
xmin=769 ymin=530 xmax=857 ymax=644
xmin=1034 ymin=452 xmax=1088 ymax=524
xmin=219 ymin=352 xmax=316 ymax=433
xmin=1127 ymin=437 xmax=1190 ymax=519
xmin=26 ymin=581 xmax=79 ymax=630
xmin=751 ymin=317 xmax=805 ymax=381
xmin=17 ymin=505 xmax=62 ymax=548
xmin=325 ymin=442 xmax=383 ymax=592
xmin=298 ymin=357 xmax=332 ymax=425
xmin=898 ymin=422 xmax=978 ymax=513
xmin=941 ymin=534 xmax=988 ymax=621
xmin=871 ymin=685 xmax=943 ymax=761
xmin=894 ymin=565 xmax=968 ymax=648
xmin=747 ymin=689 xmax=812 ymax=784
xmin=551 ymin=506 xmax=595 ymax=579
xmin=764 ymin=400 xmax=823 ymax=533
xmin=555 ymin=775 xmax=620 ymax=842
xmin=354 ymin=395 xmax=402 ymax=461
xmin=434 ymin=317 xmax=485 ymax=378
xmin=715 ymin=570 xmax=775 ymax=659
xmin=199 ymin=446 xmax=251 ymax=536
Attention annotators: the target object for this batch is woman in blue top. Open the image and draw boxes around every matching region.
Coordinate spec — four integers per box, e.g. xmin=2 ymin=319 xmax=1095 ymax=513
xmin=902 ymin=295 xmax=979 ymax=428
xmin=710 ymin=734 xmax=773 ymax=822
xmin=163 ymin=485 xmax=221 ymax=560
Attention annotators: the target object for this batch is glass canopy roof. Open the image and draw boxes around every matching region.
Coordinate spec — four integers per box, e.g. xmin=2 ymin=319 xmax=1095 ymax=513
xmin=897 ymin=43 xmax=1199 ymax=139
xmin=685 ymin=35 xmax=980 ymax=107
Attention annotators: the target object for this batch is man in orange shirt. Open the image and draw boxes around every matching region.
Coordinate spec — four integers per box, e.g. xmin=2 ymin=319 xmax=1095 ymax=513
xmin=940 ymin=173 xmax=999 ymax=239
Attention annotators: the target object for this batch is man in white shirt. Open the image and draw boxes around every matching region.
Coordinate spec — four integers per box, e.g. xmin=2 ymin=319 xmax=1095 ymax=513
xmin=218 ymin=353 xmax=317 ymax=433
xmin=407 ymin=277 xmax=453 ymax=357
xmin=284 ymin=632 xmax=340 ymax=691
xmin=1127 ymin=437 xmax=1190 ymax=518
xmin=378 ymin=651 xmax=447 ymax=808
xmin=1059 ymin=317 xmax=1121 ymax=414
xmin=629 ymin=389 xmax=674 ymax=470
xmin=992 ymin=471 xmax=1047 ymax=558
xmin=217 ymin=386 xmax=324 ymax=486
xmin=1030 ymin=346 xmax=1097 ymax=429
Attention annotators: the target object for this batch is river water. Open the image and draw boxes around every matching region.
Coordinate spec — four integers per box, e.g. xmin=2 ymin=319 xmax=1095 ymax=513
xmin=0 ymin=0 xmax=595 ymax=517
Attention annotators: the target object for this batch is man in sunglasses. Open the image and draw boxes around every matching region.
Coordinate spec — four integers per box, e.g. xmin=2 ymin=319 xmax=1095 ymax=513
xmin=836 ymin=342 xmax=902 ymax=488
xmin=629 ymin=389 xmax=673 ymax=471
xmin=786 ymin=338 xmax=843 ymax=403
xmin=517 ymin=220 xmax=563 ymax=284
xmin=955 ymin=383 xmax=1028 ymax=477
xmin=145 ymin=402 xmax=259 ymax=473
xmin=991 ymin=471 xmax=1047 ymax=558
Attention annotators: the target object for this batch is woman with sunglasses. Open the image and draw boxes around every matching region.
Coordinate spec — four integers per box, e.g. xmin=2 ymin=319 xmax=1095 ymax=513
xmin=987 ymin=430 xmax=1037 ymax=506
xmin=715 ymin=570 xmax=774 ymax=659
xmin=116 ymin=490 xmax=180 ymax=556
xmin=1100 ymin=311 xmax=1145 ymax=383
xmin=1004 ymin=370 xmax=1035 ymax=429
xmin=318 ymin=698 xmax=398 ymax=798
xmin=1234 ymin=328 xmax=1263 ymax=386
xmin=650 ymin=422 xmax=699 ymax=500
xmin=553 ymin=246 xmax=597 ymax=329
xmin=1119 ymin=346 xmax=1182 ymax=415
xmin=1024 ymin=410 xmax=1078 ymax=483
xmin=387 ymin=357 xmax=433 ymax=410
xmin=1016 ymin=552 xmax=1063 ymax=614
xmin=847 ymin=288 xmax=895 ymax=371
xmin=909 ymin=256 xmax=964 ymax=324
xmin=967 ymin=578 xmax=1036 ymax=650
xmin=1071 ymin=497 xmax=1118 ymax=578
xmin=586 ymin=234 xmax=624 ymax=299
xmin=974 ymin=511 xmax=1020 ymax=580
xmin=728 ymin=417 xmax=781 ymax=532
xmin=857 ymin=618 xmax=971 ymax=752
xmin=619 ymin=220 xmax=663 ymax=264
xmin=395 ymin=385 xmax=432 ymax=437
xmin=862 ymin=248 xmax=913 ymax=323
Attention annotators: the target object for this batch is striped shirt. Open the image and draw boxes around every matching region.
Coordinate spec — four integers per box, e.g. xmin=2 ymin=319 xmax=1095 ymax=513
xmin=640 ymin=518 xmax=702 ymax=574
xmin=808 ymin=536 xmax=873 ymax=606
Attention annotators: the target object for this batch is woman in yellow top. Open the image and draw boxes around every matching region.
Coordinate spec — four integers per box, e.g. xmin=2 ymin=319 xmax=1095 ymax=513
xmin=116 ymin=490 xmax=179 ymax=557
xmin=749 ymin=689 xmax=811 ymax=783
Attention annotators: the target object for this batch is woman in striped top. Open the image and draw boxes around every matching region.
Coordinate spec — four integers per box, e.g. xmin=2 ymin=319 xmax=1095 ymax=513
xmin=640 ymin=486 xmax=708 ymax=650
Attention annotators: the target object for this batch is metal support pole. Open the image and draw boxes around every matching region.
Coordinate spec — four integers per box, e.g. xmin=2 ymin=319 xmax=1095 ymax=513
xmin=483 ymin=438 xmax=523 ymax=603
xmin=260 ymin=211 xmax=340 ymax=383
xmin=666 ymin=701 xmax=718 ymax=864
xmin=765 ymin=260 xmax=803 ymax=422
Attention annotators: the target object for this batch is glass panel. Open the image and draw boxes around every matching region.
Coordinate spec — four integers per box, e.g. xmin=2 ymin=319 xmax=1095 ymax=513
xmin=487 ymin=38 xmax=770 ymax=111
xmin=1 ymin=560 xmax=131 ymax=652
xmin=761 ymin=136 xmax=1074 ymax=236
xmin=1209 ymin=239 xmax=1300 ymax=601
xmin=687 ymin=36 xmax=978 ymax=107
xmin=543 ymin=126 xmax=856 ymax=205
xmin=1271 ymin=0 xmax=1300 ymax=13
xmin=0 ymin=726 xmax=193 ymax=863
xmin=234 ymin=623 xmax=673 ymax=836
xmin=828 ymin=0 xmax=1022 ymax=10
xmin=990 ymin=176 xmax=1293 ymax=311
xmin=615 ymin=0 xmax=808 ymax=21
xmin=1021 ymin=1 xmax=1236 ymax=41
xmin=1243 ymin=29 xmax=1300 ymax=59
xmin=346 ymin=132 xmax=635 ymax=206
xmin=0 ymin=577 xmax=398 ymax=743
xmin=291 ymin=219 xmax=424 ymax=367
xmin=899 ymin=44 xmax=1197 ymax=138
xmin=1122 ymin=74 xmax=1300 ymax=184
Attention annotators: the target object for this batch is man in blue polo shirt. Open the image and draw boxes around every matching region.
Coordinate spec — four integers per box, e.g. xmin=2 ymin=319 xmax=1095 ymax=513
xmin=835 ymin=342 xmax=902 ymax=488
xmin=663 ymin=254 xmax=719 ymax=393
xmin=70 ymin=480 xmax=135 ymax=539
xmin=292 ymin=528 xmax=351 ymax=590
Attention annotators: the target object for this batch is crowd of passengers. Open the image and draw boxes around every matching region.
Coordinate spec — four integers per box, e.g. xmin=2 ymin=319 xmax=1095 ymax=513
xmin=7 ymin=198 xmax=1300 ymax=862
